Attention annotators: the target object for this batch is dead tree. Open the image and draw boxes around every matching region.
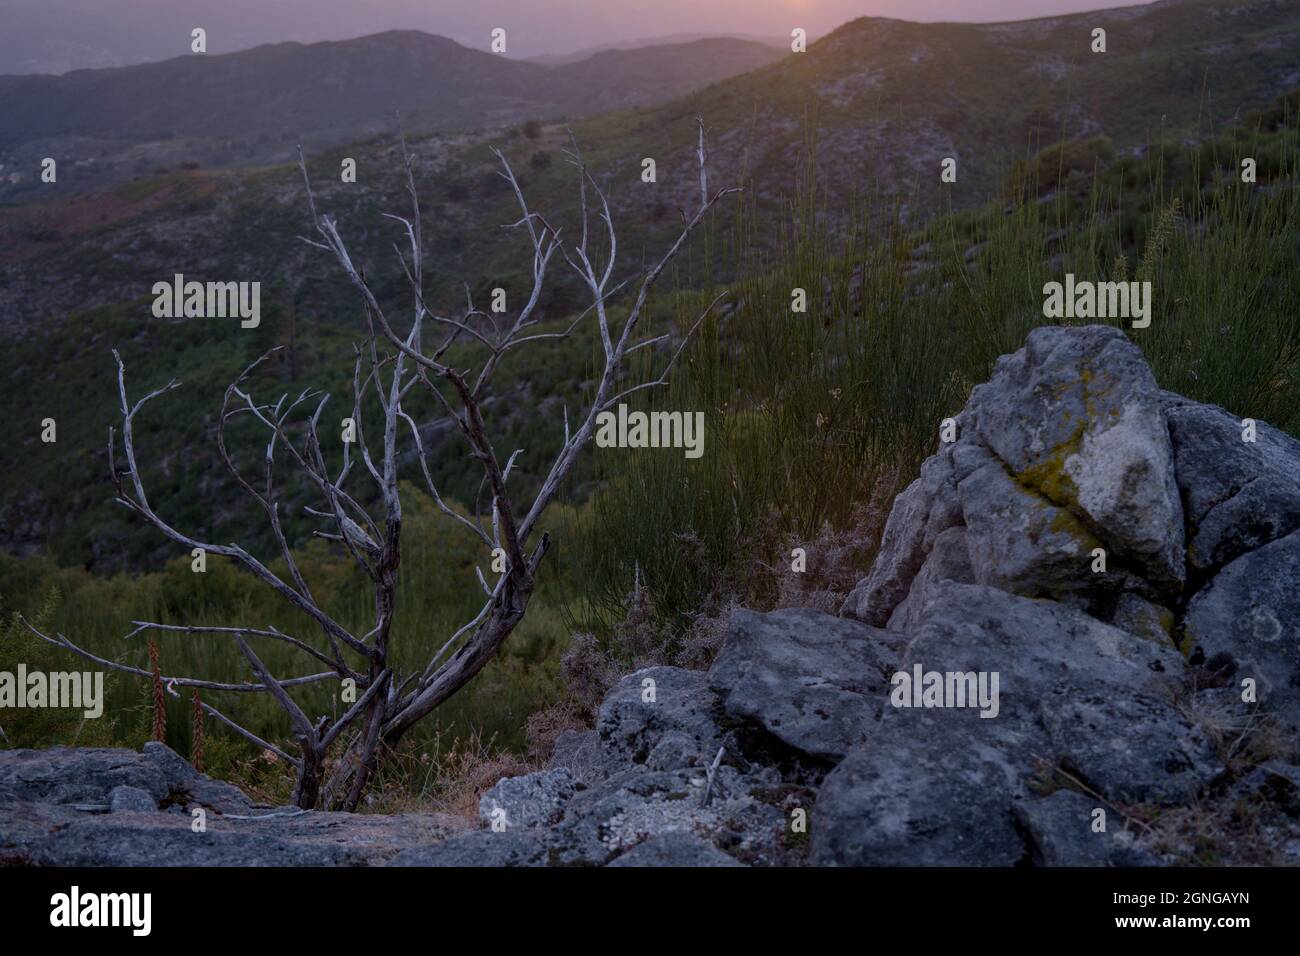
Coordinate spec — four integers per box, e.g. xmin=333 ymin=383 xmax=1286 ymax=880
xmin=25 ymin=121 xmax=738 ymax=810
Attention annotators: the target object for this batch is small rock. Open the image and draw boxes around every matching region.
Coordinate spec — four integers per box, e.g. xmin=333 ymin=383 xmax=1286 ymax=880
xmin=597 ymin=666 xmax=724 ymax=772
xmin=1014 ymin=789 xmax=1159 ymax=866
xmin=109 ymin=785 xmax=158 ymax=814
xmin=708 ymin=607 xmax=899 ymax=762
xmin=388 ymin=831 xmax=553 ymax=867
xmin=478 ymin=768 xmax=577 ymax=830
xmin=607 ymin=831 xmax=745 ymax=867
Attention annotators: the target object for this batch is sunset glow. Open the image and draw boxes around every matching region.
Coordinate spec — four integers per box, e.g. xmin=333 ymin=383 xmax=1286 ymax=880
xmin=1 ymin=0 xmax=1153 ymax=72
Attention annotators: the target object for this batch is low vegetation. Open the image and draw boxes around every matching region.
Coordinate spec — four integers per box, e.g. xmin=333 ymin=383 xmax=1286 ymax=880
xmin=3 ymin=94 xmax=1298 ymax=814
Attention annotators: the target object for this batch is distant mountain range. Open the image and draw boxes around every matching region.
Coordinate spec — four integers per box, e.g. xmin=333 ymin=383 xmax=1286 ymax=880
xmin=525 ymin=32 xmax=789 ymax=66
xmin=0 ymin=30 xmax=786 ymax=192
xmin=4 ymin=0 xmax=1298 ymax=313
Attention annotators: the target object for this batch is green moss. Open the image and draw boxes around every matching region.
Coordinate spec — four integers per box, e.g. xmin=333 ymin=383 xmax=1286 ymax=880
xmin=1156 ymin=606 xmax=1176 ymax=635
xmin=1008 ymin=422 xmax=1107 ymax=555
xmin=782 ymin=826 xmax=810 ymax=850
xmin=1015 ymin=425 xmax=1085 ymax=511
xmin=1045 ymin=503 xmax=1103 ymax=552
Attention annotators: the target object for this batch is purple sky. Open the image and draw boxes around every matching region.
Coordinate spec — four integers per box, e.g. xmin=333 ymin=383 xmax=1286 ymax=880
xmin=0 ymin=0 xmax=1151 ymax=74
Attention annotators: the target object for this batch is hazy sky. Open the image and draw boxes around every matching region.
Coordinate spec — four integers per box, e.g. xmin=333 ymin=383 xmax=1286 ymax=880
xmin=1 ymin=0 xmax=1151 ymax=73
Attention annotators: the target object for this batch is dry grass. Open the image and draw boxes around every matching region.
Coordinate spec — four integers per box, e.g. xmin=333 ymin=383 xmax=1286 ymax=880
xmin=523 ymin=701 xmax=588 ymax=765
xmin=221 ymin=726 xmax=539 ymax=824
xmin=1130 ymin=686 xmax=1300 ymax=865
xmin=359 ymin=730 xmax=538 ymax=821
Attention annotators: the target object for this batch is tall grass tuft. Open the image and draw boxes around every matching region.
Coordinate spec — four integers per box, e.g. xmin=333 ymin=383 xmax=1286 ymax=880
xmin=567 ymin=101 xmax=1300 ymax=641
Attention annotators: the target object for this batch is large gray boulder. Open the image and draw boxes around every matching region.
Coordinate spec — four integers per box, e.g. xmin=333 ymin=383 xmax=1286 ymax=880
xmin=897 ymin=582 xmax=1186 ymax=707
xmin=843 ymin=325 xmax=1186 ymax=626
xmin=1039 ymin=684 xmax=1222 ymax=805
xmin=964 ymin=325 xmax=1184 ymax=589
xmin=811 ymin=707 xmax=1034 ymax=866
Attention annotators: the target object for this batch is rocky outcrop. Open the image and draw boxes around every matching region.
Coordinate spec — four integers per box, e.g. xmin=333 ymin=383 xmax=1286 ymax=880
xmin=855 ymin=326 xmax=1300 ymax=691
xmin=842 ymin=326 xmax=1300 ymax=682
xmin=819 ymin=325 xmax=1300 ymax=865
xmin=1163 ymin=394 xmax=1300 ymax=574
xmin=0 ymin=743 xmax=466 ymax=866
xmin=844 ymin=325 xmax=1193 ymax=624
xmin=0 ymin=742 xmax=253 ymax=814
xmin=5 ymin=325 xmax=1297 ymax=867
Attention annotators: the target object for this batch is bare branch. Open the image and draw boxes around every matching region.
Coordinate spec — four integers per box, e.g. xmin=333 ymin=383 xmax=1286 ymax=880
xmin=234 ymin=634 xmax=317 ymax=746
xmin=165 ymin=680 xmax=297 ymax=764
xmin=21 ymin=617 xmax=335 ymax=693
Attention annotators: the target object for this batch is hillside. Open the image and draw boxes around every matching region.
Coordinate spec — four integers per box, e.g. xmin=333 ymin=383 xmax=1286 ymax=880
xmin=525 ymin=32 xmax=788 ymax=66
xmin=3 ymin=0 xmax=1296 ymax=316
xmin=1 ymin=0 xmax=1298 ymax=570
xmin=0 ymin=31 xmax=785 ymax=197
xmin=564 ymin=0 xmax=1300 ymax=217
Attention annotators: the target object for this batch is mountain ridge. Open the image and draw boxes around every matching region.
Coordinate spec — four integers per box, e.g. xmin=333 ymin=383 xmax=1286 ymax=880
xmin=0 ymin=29 xmax=787 ymax=195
